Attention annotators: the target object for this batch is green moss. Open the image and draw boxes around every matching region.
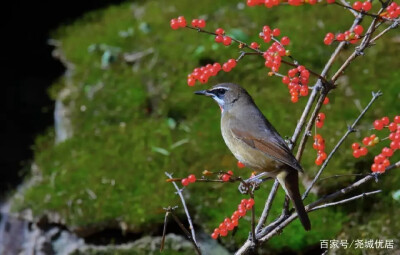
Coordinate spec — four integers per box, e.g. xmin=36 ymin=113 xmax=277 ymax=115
xmin=12 ymin=0 xmax=400 ymax=252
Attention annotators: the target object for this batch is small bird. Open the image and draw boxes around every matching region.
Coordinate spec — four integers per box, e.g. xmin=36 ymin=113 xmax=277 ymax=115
xmin=195 ymin=83 xmax=311 ymax=231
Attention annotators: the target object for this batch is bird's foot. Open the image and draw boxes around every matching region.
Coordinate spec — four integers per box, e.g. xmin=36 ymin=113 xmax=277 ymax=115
xmin=238 ymin=173 xmax=272 ymax=194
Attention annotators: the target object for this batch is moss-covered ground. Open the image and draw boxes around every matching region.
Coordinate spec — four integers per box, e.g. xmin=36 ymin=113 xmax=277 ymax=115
xmin=12 ymin=0 xmax=400 ymax=252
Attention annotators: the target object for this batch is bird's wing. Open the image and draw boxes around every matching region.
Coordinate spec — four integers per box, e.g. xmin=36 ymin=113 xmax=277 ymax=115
xmin=230 ymin=112 xmax=303 ymax=173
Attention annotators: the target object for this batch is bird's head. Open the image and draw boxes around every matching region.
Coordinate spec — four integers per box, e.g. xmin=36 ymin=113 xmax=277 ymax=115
xmin=194 ymin=83 xmax=250 ymax=112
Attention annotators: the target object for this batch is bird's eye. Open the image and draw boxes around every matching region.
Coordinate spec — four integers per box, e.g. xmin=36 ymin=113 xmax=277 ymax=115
xmin=215 ymin=89 xmax=226 ymax=95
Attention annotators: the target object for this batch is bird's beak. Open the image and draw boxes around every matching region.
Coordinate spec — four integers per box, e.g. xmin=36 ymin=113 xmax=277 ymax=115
xmin=194 ymin=90 xmax=213 ymax=96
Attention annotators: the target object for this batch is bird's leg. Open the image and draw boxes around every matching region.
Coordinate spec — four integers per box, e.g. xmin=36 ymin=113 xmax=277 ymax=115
xmin=282 ymin=196 xmax=291 ymax=216
xmin=238 ymin=172 xmax=273 ymax=194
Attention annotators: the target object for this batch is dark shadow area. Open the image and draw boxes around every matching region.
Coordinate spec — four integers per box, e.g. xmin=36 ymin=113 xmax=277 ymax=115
xmin=0 ymin=0 xmax=126 ymax=198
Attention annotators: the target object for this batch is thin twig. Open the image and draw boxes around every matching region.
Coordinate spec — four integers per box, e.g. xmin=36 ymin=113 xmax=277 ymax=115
xmin=165 ymin=172 xmax=200 ymax=253
xmin=250 ymin=189 xmax=257 ymax=246
xmin=160 ymin=208 xmax=172 ymax=252
xmin=317 ymin=173 xmax=368 ymax=182
xmin=255 ymin=180 xmax=280 ymax=233
xmin=309 ymin=190 xmax=382 ymax=211
xmin=170 ymin=212 xmax=202 ymax=255
xmin=303 ymin=90 xmax=382 ymax=199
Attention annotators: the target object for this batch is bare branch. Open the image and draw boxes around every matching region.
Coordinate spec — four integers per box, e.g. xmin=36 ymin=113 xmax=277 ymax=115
xmin=255 ymin=180 xmax=280 ymax=233
xmin=165 ymin=172 xmax=200 ymax=253
xmin=309 ymin=190 xmax=382 ymax=211
xmin=302 ymin=90 xmax=382 ymax=199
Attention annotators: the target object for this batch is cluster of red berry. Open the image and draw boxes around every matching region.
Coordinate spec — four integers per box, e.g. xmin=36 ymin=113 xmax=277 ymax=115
xmin=352 ymin=1 xmax=372 ymax=12
xmin=214 ymin=28 xmax=233 ymax=46
xmin=246 ymin=0 xmax=335 ymax=7
xmin=170 ymin=16 xmax=187 ymax=30
xmin=351 ymin=141 xmax=369 ymax=158
xmin=259 ymin=26 xmax=283 ymax=43
xmin=281 ymin=65 xmax=310 ymax=103
xmin=181 ymin=174 xmax=197 ymax=186
xmin=383 ymin=2 xmax=400 ymax=19
xmin=186 ymin=59 xmax=237 ymax=86
xmin=191 ymin=18 xmax=206 ymax=28
xmin=324 ymin=25 xmax=363 ymax=45
xmin=316 ymin=112 xmax=326 ymax=128
xmin=211 ymin=198 xmax=255 ymax=239
xmin=221 ymin=170 xmax=234 ymax=182
xmin=351 ymin=115 xmax=400 ymax=173
xmin=263 ymin=42 xmax=289 ymax=73
xmin=313 ymin=134 xmax=327 ymax=165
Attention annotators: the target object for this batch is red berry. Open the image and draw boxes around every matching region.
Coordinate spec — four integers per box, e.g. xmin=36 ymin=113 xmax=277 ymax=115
xmin=388 ymin=122 xmax=397 ymax=132
xmin=291 ymin=95 xmax=298 ymax=103
xmin=353 ymin=1 xmax=362 ymax=10
xmin=177 ymin=16 xmax=186 ymax=27
xmin=377 ymin=164 xmax=385 ymax=173
xmin=211 ymin=232 xmax=219 ymax=239
xmin=319 ymin=151 xmax=328 ymax=160
xmin=247 ymin=198 xmax=255 ymax=206
xmin=232 ymin=219 xmax=239 ymax=227
xmin=181 ymin=178 xmax=190 ymax=186
xmin=382 ymin=147 xmax=394 ymax=157
xmin=318 ymin=112 xmax=326 ymax=121
xmin=324 ymin=37 xmax=333 ymax=45
xmin=394 ymin=116 xmax=400 ymax=124
xmin=362 ymin=137 xmax=370 ymax=146
xmin=219 ymin=227 xmax=228 ymax=236
xmin=288 ymin=68 xmax=298 ymax=77
xmin=352 ymin=143 xmax=360 ymax=150
xmin=191 ymin=19 xmax=199 ymax=27
xmin=237 ymin=161 xmax=245 ymax=168
xmin=272 ymin=28 xmax=280 ymax=36
xmin=371 ymin=163 xmax=378 ymax=172
xmin=381 ymin=116 xmax=389 ymax=125
xmin=326 ymin=32 xmax=335 ymax=40
xmin=238 ymin=208 xmax=246 ymax=217
xmin=359 ymin=146 xmax=368 ymax=156
xmin=170 ymin=19 xmax=179 ymax=30
xmin=354 ymin=25 xmax=363 ymax=35
xmin=188 ymin=174 xmax=196 ymax=183
xmin=197 ymin=19 xmax=206 ymax=28
xmin=316 ymin=120 xmax=324 ymax=128
xmin=247 ymin=0 xmax=257 ymax=6
xmin=315 ymin=156 xmax=323 ymax=165
xmin=282 ymin=76 xmax=290 ymax=84
xmin=323 ymin=97 xmax=330 ymax=105
xmin=362 ymin=1 xmax=372 ymax=11
xmin=250 ymin=42 xmax=259 ymax=49
xmin=327 ymin=0 xmax=335 ymax=3
xmin=187 ymin=78 xmax=195 ymax=87
xmin=223 ymin=36 xmax=232 ymax=46
xmin=353 ymin=149 xmax=361 ymax=158
xmin=222 ymin=63 xmax=231 ymax=72
xmin=300 ymin=86 xmax=309 ymax=96
xmin=215 ymin=35 xmax=223 ymax=43
xmin=215 ymin=28 xmax=225 ymax=35
xmin=227 ymin=59 xmax=237 ymax=68
xmin=222 ymin=174 xmax=230 ymax=182
xmin=373 ymin=120 xmax=384 ymax=130
xmin=335 ymin=33 xmax=345 ymax=41
xmin=280 ymin=36 xmax=290 ymax=45
xmin=227 ymin=170 xmax=234 ymax=176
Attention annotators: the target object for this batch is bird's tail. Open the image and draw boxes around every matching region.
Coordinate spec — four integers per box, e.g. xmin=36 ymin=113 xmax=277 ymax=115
xmin=277 ymin=169 xmax=311 ymax=231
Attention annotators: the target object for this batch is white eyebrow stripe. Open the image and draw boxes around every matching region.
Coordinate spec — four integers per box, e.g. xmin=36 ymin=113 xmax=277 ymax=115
xmin=211 ymin=86 xmax=230 ymax=91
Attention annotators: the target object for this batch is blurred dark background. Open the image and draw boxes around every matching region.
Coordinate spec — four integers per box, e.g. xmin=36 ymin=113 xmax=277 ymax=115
xmin=0 ymin=0 xmax=124 ymax=197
